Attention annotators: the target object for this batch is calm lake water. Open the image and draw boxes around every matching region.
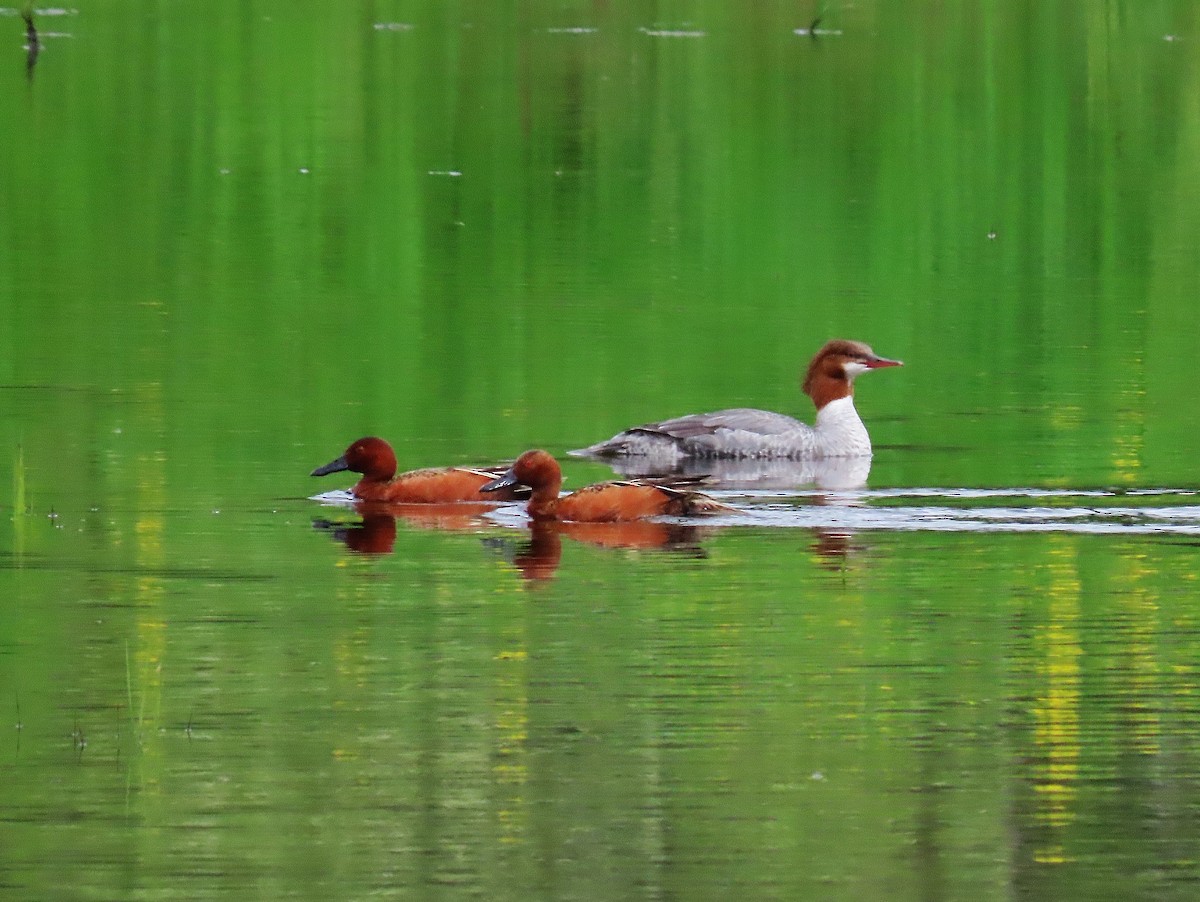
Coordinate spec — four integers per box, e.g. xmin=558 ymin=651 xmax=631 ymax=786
xmin=3 ymin=1 xmax=1200 ymax=899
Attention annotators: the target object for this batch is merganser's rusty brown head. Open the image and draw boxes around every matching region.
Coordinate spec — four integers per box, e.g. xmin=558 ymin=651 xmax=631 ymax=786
xmin=801 ymin=340 xmax=903 ymax=410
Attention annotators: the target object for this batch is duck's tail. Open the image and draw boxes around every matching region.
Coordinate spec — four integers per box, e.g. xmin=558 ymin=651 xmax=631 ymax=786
xmin=680 ymin=493 xmax=738 ymax=517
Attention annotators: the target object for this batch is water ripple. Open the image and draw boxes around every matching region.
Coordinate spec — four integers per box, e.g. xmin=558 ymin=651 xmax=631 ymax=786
xmin=315 ymin=487 xmax=1200 ymax=536
xmin=705 ymin=487 xmax=1200 ymax=535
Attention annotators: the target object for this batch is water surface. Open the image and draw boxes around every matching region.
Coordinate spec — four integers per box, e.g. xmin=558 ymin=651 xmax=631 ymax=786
xmin=3 ymin=1 xmax=1200 ymax=899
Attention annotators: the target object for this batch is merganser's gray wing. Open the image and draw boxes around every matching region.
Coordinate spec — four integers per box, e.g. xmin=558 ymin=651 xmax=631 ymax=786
xmin=570 ymin=408 xmax=814 ymax=459
xmin=641 ymin=408 xmax=806 ymax=438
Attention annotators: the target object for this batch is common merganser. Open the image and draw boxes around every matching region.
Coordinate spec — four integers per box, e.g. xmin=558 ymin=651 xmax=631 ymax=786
xmin=570 ymin=339 xmax=902 ymax=461
xmin=311 ymin=437 xmax=530 ymax=503
xmin=481 ymin=449 xmax=733 ymax=522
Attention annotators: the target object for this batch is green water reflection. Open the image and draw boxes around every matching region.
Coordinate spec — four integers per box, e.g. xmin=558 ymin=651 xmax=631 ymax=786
xmin=4 ymin=519 xmax=1200 ymax=898
xmin=3 ymin=1 xmax=1200 ymax=899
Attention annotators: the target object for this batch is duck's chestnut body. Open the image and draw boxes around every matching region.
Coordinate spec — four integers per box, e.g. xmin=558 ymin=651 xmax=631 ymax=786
xmin=482 ymin=449 xmax=731 ymax=522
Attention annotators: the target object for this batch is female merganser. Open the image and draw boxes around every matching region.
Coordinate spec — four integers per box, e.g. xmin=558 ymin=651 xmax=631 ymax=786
xmin=311 ymin=437 xmax=530 ymax=503
xmin=570 ymin=339 xmax=902 ymax=460
xmin=481 ymin=449 xmax=732 ymax=522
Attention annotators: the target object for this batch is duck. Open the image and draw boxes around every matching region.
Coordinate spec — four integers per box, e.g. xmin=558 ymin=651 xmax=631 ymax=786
xmin=570 ymin=339 xmax=902 ymax=460
xmin=481 ymin=449 xmax=732 ymax=522
xmin=311 ymin=437 xmax=530 ymax=503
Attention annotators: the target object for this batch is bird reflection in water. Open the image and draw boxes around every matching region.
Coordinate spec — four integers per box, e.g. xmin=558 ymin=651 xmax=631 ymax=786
xmin=22 ymin=8 xmax=39 ymax=80
xmin=596 ymin=454 xmax=872 ymax=492
xmin=484 ymin=519 xmax=714 ymax=582
xmin=313 ymin=503 xmax=716 ymax=581
xmin=312 ymin=502 xmax=500 ymax=554
xmin=592 ymin=455 xmax=871 ymax=568
xmin=312 ymin=466 xmax=868 ymax=577
xmin=810 ymin=529 xmax=861 ymax=570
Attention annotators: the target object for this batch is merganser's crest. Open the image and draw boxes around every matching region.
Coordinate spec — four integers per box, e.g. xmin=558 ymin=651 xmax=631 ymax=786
xmin=570 ymin=339 xmax=901 ymax=460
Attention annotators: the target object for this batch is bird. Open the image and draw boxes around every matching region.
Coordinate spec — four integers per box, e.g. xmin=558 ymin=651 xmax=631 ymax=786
xmin=570 ymin=339 xmax=902 ymax=461
xmin=311 ymin=436 xmax=529 ymax=503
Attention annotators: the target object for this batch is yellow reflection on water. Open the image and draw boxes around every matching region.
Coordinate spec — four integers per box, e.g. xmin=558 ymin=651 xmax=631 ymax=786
xmin=1111 ymin=367 xmax=1145 ymax=481
xmin=1032 ymin=541 xmax=1081 ymax=864
xmin=1116 ymin=553 xmax=1161 ymax=757
xmin=133 ymin=439 xmax=168 ymax=793
xmin=11 ymin=444 xmax=26 ymax=558
xmin=493 ymin=617 xmax=529 ymax=845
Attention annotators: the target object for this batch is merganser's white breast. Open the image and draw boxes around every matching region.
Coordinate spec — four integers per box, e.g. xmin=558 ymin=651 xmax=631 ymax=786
xmin=812 ymin=396 xmax=872 ymax=457
xmin=569 ymin=339 xmax=901 ymax=462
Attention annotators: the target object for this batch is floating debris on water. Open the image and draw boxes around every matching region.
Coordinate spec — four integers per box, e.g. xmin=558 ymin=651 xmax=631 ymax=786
xmin=640 ymin=26 xmax=706 ymax=38
xmin=794 ymin=17 xmax=844 ymax=37
xmin=0 ymin=6 xmax=79 ymax=15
